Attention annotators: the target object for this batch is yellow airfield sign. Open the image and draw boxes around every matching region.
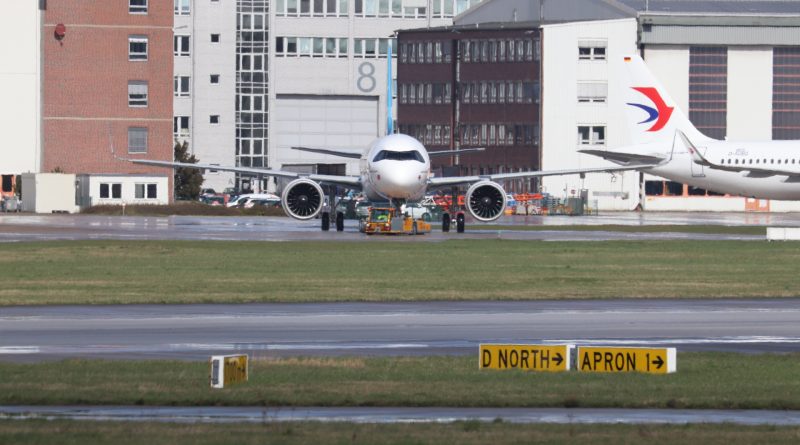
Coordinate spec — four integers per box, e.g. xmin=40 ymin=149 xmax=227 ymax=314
xmin=578 ymin=347 xmax=676 ymax=374
xmin=480 ymin=344 xmax=573 ymax=372
xmin=210 ymin=354 xmax=249 ymax=388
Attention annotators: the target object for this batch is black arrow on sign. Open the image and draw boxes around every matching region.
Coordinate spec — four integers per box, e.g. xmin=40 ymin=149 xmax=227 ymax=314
xmin=652 ymin=355 xmax=664 ymax=369
xmin=553 ymin=352 xmax=563 ymax=367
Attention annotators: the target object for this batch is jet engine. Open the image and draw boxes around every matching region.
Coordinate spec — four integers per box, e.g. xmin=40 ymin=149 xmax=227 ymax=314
xmin=465 ymin=181 xmax=507 ymax=222
xmin=281 ymin=178 xmax=324 ymax=220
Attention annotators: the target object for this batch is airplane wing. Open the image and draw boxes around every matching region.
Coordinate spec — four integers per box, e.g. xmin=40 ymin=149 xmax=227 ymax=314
xmin=427 ymin=148 xmax=486 ymax=157
xmin=129 ymin=159 xmax=362 ymax=189
xmin=578 ymin=149 xmax=666 ymax=165
xmin=291 ymin=146 xmax=363 ymax=159
xmin=427 ymin=165 xmax=654 ymax=188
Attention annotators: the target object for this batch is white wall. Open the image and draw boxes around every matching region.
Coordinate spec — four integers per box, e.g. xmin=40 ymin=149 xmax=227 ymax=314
xmin=21 ymin=173 xmax=77 ymax=213
xmin=727 ymin=47 xmax=772 ymax=141
xmin=0 ymin=2 xmax=41 ymax=174
xmin=541 ymin=18 xmax=639 ymax=210
xmin=174 ymin=0 xmax=237 ymax=194
xmin=85 ymin=175 xmax=170 ymax=206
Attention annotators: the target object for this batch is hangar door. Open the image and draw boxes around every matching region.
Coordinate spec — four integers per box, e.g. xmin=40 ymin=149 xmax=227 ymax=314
xmin=274 ymin=95 xmax=378 ymax=175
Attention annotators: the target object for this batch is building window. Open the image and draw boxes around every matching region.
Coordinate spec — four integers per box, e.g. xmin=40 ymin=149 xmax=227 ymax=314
xmin=174 ymin=0 xmax=190 ymax=15
xmin=276 ymin=0 xmax=348 ymax=16
xmin=578 ymin=125 xmax=606 ymax=145
xmin=128 ymin=35 xmax=148 ymax=61
xmin=353 ymin=38 xmax=397 ymax=58
xmin=100 ymin=183 xmax=122 ymax=199
xmin=174 ymin=116 xmax=190 ymax=138
xmin=689 ymin=46 xmax=727 ymax=140
xmin=210 ymin=74 xmax=220 ymax=84
xmin=174 ymin=35 xmax=190 ymax=56
xmin=135 ymin=183 xmax=158 ymax=199
xmin=174 ymin=76 xmax=190 ymax=97
xmin=210 ymin=115 xmax=220 ymax=124
xmin=577 ymin=82 xmax=607 ymax=103
xmin=578 ymin=41 xmax=606 ymax=61
xmin=211 ymin=33 xmax=220 ymax=43
xmin=128 ymin=127 xmax=148 ymax=153
xmin=128 ymin=81 xmax=148 ymax=107
xmin=129 ymin=0 xmax=147 ymax=14
xmin=773 ymin=47 xmax=800 ymax=140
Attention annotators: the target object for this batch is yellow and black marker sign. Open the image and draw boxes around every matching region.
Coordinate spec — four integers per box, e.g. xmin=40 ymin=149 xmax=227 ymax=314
xmin=578 ymin=347 xmax=676 ymax=374
xmin=210 ymin=354 xmax=249 ymax=388
xmin=480 ymin=344 xmax=573 ymax=372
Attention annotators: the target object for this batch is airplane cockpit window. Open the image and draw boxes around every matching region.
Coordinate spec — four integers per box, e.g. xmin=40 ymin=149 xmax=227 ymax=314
xmin=372 ymin=150 xmax=424 ymax=163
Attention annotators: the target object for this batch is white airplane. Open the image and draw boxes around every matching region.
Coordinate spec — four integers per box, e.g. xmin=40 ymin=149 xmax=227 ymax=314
xmin=581 ymin=54 xmax=800 ymax=200
xmin=130 ymin=133 xmax=639 ymax=232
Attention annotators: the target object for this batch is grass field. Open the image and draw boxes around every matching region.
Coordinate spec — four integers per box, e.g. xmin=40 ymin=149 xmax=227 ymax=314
xmin=482 ymin=224 xmax=767 ymax=235
xmin=2 ymin=420 xmax=799 ymax=445
xmin=0 ymin=240 xmax=798 ymax=305
xmin=1 ymin=354 xmax=798 ymax=409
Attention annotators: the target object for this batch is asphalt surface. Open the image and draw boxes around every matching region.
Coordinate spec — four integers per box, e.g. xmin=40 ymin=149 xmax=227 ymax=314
xmin=1 ymin=300 xmax=798 ymax=361
xmin=2 ymin=406 xmax=800 ymax=426
xmin=0 ymin=213 xmax=785 ymax=242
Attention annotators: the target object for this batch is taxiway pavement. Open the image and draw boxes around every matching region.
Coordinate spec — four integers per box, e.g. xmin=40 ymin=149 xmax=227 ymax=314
xmin=1 ymin=299 xmax=798 ymax=361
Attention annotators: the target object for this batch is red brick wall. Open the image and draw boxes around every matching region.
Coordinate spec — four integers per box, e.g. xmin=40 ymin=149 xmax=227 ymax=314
xmin=43 ymin=0 xmax=174 ymax=196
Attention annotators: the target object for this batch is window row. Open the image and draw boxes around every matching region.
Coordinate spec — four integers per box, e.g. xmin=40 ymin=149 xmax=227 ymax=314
xmin=99 ymin=182 xmax=158 ymax=200
xmin=577 ymin=125 xmax=606 ymax=145
xmin=460 ymin=81 xmax=539 ymax=105
xmin=275 ymin=37 xmax=349 ymax=57
xmin=275 ymin=37 xmax=398 ymax=58
xmin=174 ymin=75 xmax=221 ymax=97
xmin=645 ymin=180 xmax=723 ymax=197
xmin=577 ymin=82 xmax=607 ymax=103
xmin=459 ymin=123 xmax=540 ymax=147
xmin=398 ymin=124 xmax=452 ymax=146
xmin=431 ymin=0 xmax=482 ymax=18
xmin=275 ymin=0 xmax=349 ymax=16
xmin=353 ymin=0 xmax=425 ymax=18
xmin=721 ymin=157 xmax=800 ymax=166
xmin=399 ymin=41 xmax=452 ymax=64
xmin=239 ymin=13 xmax=267 ymax=30
xmin=461 ymin=38 xmax=539 ymax=63
xmin=399 ymin=83 xmax=452 ymax=105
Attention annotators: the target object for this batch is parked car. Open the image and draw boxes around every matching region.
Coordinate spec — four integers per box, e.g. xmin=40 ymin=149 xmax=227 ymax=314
xmin=401 ymin=203 xmax=432 ymax=221
xmin=243 ymin=197 xmax=281 ymax=209
xmin=355 ymin=201 xmax=372 ymax=219
xmin=226 ymin=193 xmax=280 ymax=208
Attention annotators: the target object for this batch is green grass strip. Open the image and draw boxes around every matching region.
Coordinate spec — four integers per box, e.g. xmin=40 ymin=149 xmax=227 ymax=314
xmin=482 ymin=224 xmax=767 ymax=235
xmin=1 ymin=420 xmax=799 ymax=445
xmin=0 ymin=240 xmax=798 ymax=305
xmin=1 ymin=354 xmax=798 ymax=409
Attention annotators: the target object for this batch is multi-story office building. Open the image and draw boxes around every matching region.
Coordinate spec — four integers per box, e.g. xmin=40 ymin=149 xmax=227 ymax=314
xmin=41 ymin=0 xmax=174 ymax=204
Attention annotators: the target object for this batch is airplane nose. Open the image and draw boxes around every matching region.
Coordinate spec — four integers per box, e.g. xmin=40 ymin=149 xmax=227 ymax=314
xmin=377 ymin=164 xmax=418 ymax=198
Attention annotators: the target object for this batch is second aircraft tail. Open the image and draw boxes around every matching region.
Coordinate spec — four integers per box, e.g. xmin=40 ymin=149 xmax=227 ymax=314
xmin=619 ymin=55 xmax=712 ymax=146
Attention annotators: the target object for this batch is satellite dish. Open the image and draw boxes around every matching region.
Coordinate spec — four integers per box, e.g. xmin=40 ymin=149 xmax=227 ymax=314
xmin=54 ymin=23 xmax=66 ymax=41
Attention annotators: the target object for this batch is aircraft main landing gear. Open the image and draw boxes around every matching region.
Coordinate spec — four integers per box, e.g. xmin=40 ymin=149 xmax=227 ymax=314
xmin=442 ymin=213 xmax=450 ymax=232
xmin=321 ymin=212 xmax=330 ymax=231
xmin=456 ymin=212 xmax=465 ymax=233
xmin=335 ymin=211 xmax=344 ymax=232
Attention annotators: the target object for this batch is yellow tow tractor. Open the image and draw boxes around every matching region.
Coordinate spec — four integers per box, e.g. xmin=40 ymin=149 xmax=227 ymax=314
xmin=361 ymin=206 xmax=431 ymax=235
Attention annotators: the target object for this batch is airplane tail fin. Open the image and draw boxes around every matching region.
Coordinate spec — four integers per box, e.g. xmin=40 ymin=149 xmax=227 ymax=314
xmin=619 ymin=55 xmax=713 ymax=145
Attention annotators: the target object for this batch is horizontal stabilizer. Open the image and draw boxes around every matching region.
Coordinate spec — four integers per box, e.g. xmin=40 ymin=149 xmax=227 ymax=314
xmin=578 ymin=149 xmax=666 ymax=165
xmin=291 ymin=146 xmax=363 ymax=159
xmin=428 ymin=147 xmax=486 ymax=158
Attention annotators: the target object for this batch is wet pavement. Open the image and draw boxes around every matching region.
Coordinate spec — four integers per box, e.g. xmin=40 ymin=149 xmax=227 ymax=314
xmin=2 ymin=405 xmax=799 ymax=425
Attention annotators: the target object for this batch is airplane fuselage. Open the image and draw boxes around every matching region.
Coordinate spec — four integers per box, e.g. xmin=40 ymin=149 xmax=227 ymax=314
xmin=634 ymin=140 xmax=800 ymax=200
xmin=358 ymin=134 xmax=431 ymax=202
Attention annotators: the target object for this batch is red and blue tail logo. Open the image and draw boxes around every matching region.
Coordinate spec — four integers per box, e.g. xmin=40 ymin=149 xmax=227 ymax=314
xmin=627 ymin=87 xmax=673 ymax=132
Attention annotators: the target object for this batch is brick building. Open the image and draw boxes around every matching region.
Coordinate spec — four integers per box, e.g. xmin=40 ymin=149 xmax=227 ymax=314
xmin=397 ymin=26 xmax=541 ymax=192
xmin=42 ymin=0 xmax=173 ymax=203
